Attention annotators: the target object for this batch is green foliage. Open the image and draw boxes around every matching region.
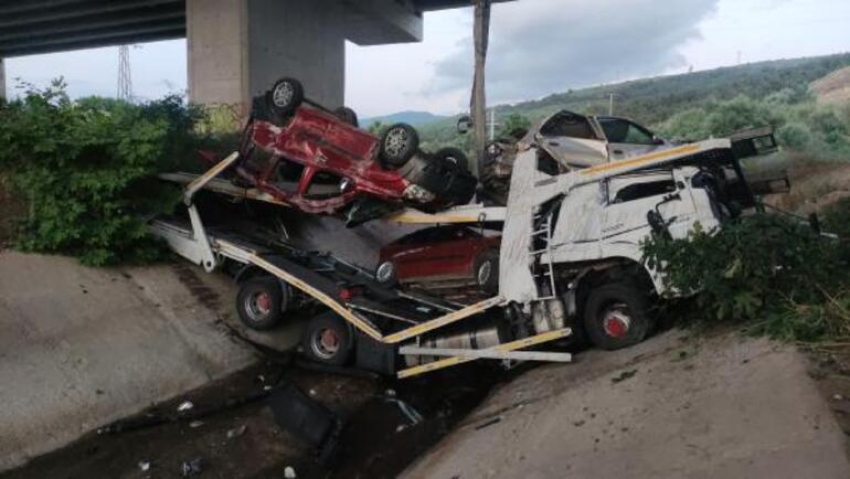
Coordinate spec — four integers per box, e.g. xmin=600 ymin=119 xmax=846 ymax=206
xmin=497 ymin=113 xmax=531 ymax=139
xmin=642 ymin=212 xmax=850 ymax=342
xmin=0 ymin=80 xmax=196 ymax=265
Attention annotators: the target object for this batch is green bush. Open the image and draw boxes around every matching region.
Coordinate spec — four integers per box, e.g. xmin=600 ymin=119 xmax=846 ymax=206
xmin=0 ymin=81 xmax=201 ymax=265
xmin=642 ymin=213 xmax=850 ymax=342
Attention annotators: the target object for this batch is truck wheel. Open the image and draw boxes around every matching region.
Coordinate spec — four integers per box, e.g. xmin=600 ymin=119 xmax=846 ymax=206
xmin=334 ymin=107 xmax=359 ymax=127
xmin=475 ymin=250 xmax=499 ymax=295
xmin=267 ymin=78 xmax=304 ymax=116
xmin=435 ymin=147 xmax=469 ymax=171
xmin=237 ymin=277 xmax=284 ymax=331
xmin=375 ymin=260 xmax=397 ymax=286
xmin=583 ymin=282 xmax=653 ymax=351
xmin=302 ymin=312 xmax=354 ymax=366
xmin=380 ymin=123 xmax=419 ymax=168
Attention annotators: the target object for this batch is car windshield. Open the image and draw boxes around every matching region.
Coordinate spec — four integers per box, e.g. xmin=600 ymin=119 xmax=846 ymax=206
xmin=597 ymin=117 xmax=656 ymax=145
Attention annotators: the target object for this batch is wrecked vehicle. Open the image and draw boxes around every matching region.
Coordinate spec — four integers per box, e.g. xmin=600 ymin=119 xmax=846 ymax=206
xmin=153 ymin=95 xmax=781 ymax=377
xmin=480 ymin=110 xmax=673 ymax=205
xmin=234 ymin=78 xmax=477 ymax=225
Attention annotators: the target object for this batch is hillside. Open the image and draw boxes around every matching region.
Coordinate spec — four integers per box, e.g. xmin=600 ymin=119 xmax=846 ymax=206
xmin=418 ymin=52 xmax=850 ymax=150
xmin=361 ymin=110 xmax=448 ymax=128
xmin=812 ymin=66 xmax=850 ymax=105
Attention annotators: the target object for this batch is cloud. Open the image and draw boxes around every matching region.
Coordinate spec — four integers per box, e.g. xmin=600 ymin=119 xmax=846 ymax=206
xmin=426 ymin=0 xmax=720 ymax=104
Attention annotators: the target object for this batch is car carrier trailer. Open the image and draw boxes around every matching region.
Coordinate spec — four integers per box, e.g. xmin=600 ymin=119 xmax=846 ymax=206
xmin=151 ymin=152 xmax=572 ymax=379
xmin=153 ymin=129 xmax=778 ymax=377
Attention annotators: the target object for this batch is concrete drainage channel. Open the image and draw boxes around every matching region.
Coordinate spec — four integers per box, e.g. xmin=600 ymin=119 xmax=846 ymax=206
xmin=0 ymin=358 xmax=504 ymax=479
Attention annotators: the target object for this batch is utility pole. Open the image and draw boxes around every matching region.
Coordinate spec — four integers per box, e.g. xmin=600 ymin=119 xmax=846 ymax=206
xmin=470 ymin=0 xmax=492 ymax=177
xmin=117 ymin=45 xmax=133 ymax=101
xmin=489 ymin=106 xmax=496 ymax=141
xmin=608 ymin=93 xmax=617 ymax=116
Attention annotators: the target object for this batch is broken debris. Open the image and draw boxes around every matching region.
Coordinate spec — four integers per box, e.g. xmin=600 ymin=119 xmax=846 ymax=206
xmin=284 ymin=466 xmax=297 ymax=478
xmin=177 ymin=400 xmax=194 ymax=412
xmin=181 ymin=458 xmax=203 ymax=477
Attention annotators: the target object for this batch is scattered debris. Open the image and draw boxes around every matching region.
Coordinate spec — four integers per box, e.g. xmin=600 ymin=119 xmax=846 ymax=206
xmin=177 ymin=400 xmax=194 ymax=412
xmin=138 ymin=460 xmax=151 ymax=472
xmin=181 ymin=458 xmax=203 ymax=477
xmin=226 ymin=425 xmax=247 ymax=439
xmin=284 ymin=466 xmax=297 ymax=479
xmin=384 ymin=397 xmax=423 ymax=426
xmin=268 ymin=383 xmax=341 ymax=460
xmin=189 ymin=420 xmax=204 ymax=428
xmin=834 ymin=394 xmax=844 ymax=401
xmin=612 ymin=370 xmax=638 ymax=384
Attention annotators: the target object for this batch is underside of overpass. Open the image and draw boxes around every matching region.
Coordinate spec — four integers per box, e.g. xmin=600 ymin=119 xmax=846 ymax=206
xmin=0 ymin=0 xmax=510 ymax=107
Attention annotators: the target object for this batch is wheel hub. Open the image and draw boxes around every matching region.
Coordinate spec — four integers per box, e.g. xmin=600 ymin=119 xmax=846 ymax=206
xmin=246 ymin=292 xmax=272 ymax=321
xmin=477 ymin=261 xmax=492 ymax=285
xmin=602 ymin=306 xmax=631 ymax=339
xmin=384 ymin=128 xmax=408 ymax=157
xmin=273 ymin=82 xmax=294 ymax=108
xmin=314 ymin=329 xmax=341 ymax=358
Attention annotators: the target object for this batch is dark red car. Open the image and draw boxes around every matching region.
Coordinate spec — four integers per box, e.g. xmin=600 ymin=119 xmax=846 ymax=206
xmin=234 ymin=78 xmax=476 ymax=225
xmin=375 ymin=225 xmax=501 ymax=294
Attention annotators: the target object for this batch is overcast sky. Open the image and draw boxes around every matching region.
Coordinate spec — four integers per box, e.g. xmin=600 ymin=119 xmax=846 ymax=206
xmin=5 ymin=0 xmax=850 ymax=117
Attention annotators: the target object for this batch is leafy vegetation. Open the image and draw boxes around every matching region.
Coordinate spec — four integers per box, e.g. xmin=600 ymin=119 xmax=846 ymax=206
xmin=0 ymin=81 xmax=202 ymax=265
xmin=642 ymin=204 xmax=850 ymax=343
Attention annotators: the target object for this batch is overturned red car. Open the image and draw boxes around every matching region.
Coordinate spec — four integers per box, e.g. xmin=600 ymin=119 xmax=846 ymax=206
xmin=233 ymin=78 xmax=477 ymax=225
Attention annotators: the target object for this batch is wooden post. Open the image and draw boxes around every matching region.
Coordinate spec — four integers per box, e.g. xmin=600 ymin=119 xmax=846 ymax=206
xmin=470 ymin=0 xmax=491 ymax=178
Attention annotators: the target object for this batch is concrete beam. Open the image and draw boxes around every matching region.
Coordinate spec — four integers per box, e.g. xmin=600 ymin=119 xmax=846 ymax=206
xmin=341 ymin=0 xmax=423 ymax=46
xmin=0 ymin=0 xmax=182 ymax=28
xmin=0 ymin=21 xmax=186 ymax=58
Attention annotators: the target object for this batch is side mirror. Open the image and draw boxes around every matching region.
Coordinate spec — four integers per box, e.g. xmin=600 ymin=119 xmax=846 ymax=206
xmin=457 ymin=115 xmax=473 ymax=135
xmin=652 ymin=135 xmax=666 ymax=145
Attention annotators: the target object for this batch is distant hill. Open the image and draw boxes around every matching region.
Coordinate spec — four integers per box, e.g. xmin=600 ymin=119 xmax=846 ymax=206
xmin=811 ymin=66 xmax=850 ymax=105
xmin=361 ymin=111 xmax=449 ymax=128
xmin=417 ymin=52 xmax=850 ymax=150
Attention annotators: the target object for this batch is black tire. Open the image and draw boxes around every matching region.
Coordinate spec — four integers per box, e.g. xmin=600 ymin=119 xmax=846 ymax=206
xmin=267 ymin=78 xmax=304 ymax=116
xmin=583 ymin=282 xmax=654 ymax=351
xmin=400 ymin=154 xmax=477 ymax=209
xmin=334 ymin=107 xmax=359 ymax=127
xmin=236 ymin=277 xmax=284 ymax=331
xmin=435 ymin=147 xmax=470 ymax=171
xmin=302 ymin=312 xmax=355 ymax=366
xmin=380 ymin=123 xmax=420 ymax=168
xmin=375 ymin=260 xmax=397 ymax=286
xmin=475 ymin=250 xmax=499 ymax=295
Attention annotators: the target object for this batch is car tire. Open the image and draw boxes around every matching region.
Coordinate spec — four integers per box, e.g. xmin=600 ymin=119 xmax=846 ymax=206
xmin=267 ymin=78 xmax=304 ymax=117
xmin=435 ymin=147 xmax=469 ymax=171
xmin=302 ymin=312 xmax=355 ymax=366
xmin=375 ymin=260 xmax=397 ymax=286
xmin=475 ymin=250 xmax=499 ymax=295
xmin=582 ymin=282 xmax=654 ymax=351
xmin=236 ymin=277 xmax=285 ymax=331
xmin=334 ymin=107 xmax=359 ymax=127
xmin=380 ymin=123 xmax=420 ymax=168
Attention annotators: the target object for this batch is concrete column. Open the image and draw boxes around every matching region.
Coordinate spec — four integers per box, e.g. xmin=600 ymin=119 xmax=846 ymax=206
xmin=0 ymin=58 xmax=6 ymax=101
xmin=186 ymin=0 xmax=422 ymax=118
xmin=187 ymin=0 xmax=346 ymax=116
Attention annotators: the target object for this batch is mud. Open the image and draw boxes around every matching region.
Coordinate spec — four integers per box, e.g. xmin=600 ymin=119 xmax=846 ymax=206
xmin=1 ymin=360 xmax=503 ymax=479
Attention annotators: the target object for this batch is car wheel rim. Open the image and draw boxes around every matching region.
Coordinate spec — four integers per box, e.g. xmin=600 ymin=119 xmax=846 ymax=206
xmin=312 ymin=328 xmax=341 ymax=360
xmin=477 ymin=261 xmax=492 ymax=285
xmin=384 ymin=128 xmax=409 ymax=157
xmin=245 ymin=292 xmax=272 ymax=322
xmin=376 ymin=262 xmax=395 ymax=283
xmin=273 ymin=82 xmax=294 ymax=108
xmin=601 ymin=303 xmax=631 ymax=339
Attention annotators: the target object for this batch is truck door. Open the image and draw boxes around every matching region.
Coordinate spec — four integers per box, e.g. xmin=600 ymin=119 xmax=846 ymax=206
xmin=537 ymin=110 xmax=609 ymax=168
xmin=596 ymin=117 xmax=670 ymax=161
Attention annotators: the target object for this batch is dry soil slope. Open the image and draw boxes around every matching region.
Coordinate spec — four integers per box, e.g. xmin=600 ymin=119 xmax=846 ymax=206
xmin=812 ymin=66 xmax=850 ymax=105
